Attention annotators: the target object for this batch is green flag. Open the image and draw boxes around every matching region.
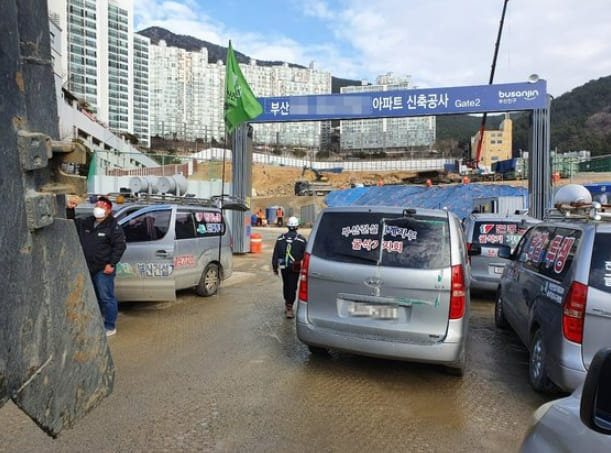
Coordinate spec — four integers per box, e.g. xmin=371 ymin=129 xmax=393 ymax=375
xmin=224 ymin=41 xmax=263 ymax=134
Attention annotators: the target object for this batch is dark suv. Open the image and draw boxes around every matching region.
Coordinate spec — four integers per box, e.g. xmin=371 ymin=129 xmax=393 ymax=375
xmin=495 ymin=187 xmax=611 ymax=392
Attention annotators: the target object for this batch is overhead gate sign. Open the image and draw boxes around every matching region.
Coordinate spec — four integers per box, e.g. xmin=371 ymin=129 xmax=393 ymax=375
xmin=252 ymin=80 xmax=547 ymax=122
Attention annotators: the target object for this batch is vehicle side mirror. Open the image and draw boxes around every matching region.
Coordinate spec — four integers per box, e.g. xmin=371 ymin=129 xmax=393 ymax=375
xmin=497 ymin=245 xmax=513 ymax=259
xmin=580 ymin=347 xmax=611 ymax=435
xmin=468 ymin=243 xmax=481 ymax=256
xmin=467 ymin=243 xmax=482 ymax=256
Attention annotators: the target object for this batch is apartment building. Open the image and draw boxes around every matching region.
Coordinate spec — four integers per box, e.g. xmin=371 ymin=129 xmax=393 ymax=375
xmin=340 ymin=73 xmax=436 ymax=152
xmin=149 ymin=42 xmax=226 ymax=143
xmin=148 ymin=41 xmax=332 ymax=148
xmin=132 ymin=33 xmax=150 ymax=146
xmin=244 ymin=60 xmax=331 ymax=148
xmin=47 ymin=0 xmax=150 ymax=147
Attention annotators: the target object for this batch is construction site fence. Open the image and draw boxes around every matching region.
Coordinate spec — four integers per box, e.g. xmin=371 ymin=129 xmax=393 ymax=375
xmin=94 ymin=148 xmax=611 ymax=185
xmin=97 ymin=148 xmax=455 ymax=176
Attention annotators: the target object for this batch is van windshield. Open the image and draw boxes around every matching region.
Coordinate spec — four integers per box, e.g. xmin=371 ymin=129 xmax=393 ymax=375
xmin=471 ymin=221 xmax=528 ymax=250
xmin=312 ymin=211 xmax=450 ymax=269
xmin=589 ymin=233 xmax=611 ymax=294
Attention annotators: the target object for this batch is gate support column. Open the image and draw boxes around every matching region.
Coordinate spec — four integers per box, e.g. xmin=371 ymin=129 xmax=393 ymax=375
xmin=231 ymin=124 xmax=253 ymax=253
xmin=528 ymin=95 xmax=552 ymax=219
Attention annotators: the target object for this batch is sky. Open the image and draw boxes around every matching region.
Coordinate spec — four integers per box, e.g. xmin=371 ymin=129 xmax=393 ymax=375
xmin=134 ymin=0 xmax=611 ymax=97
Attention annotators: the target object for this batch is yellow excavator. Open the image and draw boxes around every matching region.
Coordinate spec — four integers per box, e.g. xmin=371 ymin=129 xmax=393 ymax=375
xmin=294 ymin=166 xmax=333 ymax=196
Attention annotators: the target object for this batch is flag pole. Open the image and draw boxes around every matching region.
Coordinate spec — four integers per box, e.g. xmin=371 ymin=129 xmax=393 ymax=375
xmin=218 ymin=39 xmax=263 ymax=292
xmin=216 ymin=128 xmax=228 ymax=296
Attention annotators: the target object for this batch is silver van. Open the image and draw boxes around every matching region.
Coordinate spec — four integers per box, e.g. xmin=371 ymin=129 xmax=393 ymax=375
xmin=495 ymin=189 xmax=611 ymax=392
xmin=115 ymin=204 xmax=232 ymax=301
xmin=296 ymin=206 xmax=471 ymax=374
xmin=463 ymin=213 xmax=539 ymax=291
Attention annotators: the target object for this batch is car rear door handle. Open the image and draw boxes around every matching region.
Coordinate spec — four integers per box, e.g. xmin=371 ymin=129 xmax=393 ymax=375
xmin=155 ymin=250 xmax=169 ymax=258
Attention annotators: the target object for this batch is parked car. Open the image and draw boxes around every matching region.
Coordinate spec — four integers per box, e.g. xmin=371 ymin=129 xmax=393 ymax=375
xmin=115 ymin=203 xmax=233 ymax=301
xmin=495 ymin=185 xmax=611 ymax=392
xmin=521 ymin=346 xmax=611 ymax=452
xmin=295 ymin=206 xmax=471 ymax=374
xmin=463 ymin=213 xmax=539 ymax=291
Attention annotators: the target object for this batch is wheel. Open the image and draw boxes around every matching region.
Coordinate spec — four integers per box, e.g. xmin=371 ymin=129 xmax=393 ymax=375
xmin=195 ymin=263 xmax=219 ymax=297
xmin=529 ymin=329 xmax=559 ymax=393
xmin=494 ymin=289 xmax=508 ymax=329
xmin=307 ymin=345 xmax=328 ymax=355
xmin=444 ymin=343 xmax=466 ymax=377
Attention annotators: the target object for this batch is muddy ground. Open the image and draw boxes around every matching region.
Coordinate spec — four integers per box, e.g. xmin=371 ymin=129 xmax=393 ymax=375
xmin=0 ymin=233 xmax=553 ymax=452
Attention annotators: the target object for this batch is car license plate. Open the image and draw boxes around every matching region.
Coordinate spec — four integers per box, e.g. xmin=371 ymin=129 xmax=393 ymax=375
xmin=348 ymin=302 xmax=398 ymax=320
xmin=493 ymin=266 xmax=504 ymax=274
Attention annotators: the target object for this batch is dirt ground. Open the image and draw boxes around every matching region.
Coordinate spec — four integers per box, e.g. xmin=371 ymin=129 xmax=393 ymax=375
xmin=192 ymin=161 xmax=423 ymax=197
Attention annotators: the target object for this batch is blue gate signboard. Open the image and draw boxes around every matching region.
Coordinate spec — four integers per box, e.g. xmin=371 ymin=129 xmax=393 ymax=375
xmin=252 ymin=80 xmax=547 ymax=122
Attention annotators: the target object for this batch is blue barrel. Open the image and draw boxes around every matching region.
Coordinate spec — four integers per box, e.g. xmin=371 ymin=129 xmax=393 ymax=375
xmin=250 ymin=214 xmax=257 ymax=226
xmin=266 ymin=206 xmax=277 ymax=225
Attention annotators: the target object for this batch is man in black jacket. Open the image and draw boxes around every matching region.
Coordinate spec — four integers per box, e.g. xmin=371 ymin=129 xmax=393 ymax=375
xmin=272 ymin=216 xmax=307 ymax=319
xmin=67 ymin=196 xmax=126 ymax=336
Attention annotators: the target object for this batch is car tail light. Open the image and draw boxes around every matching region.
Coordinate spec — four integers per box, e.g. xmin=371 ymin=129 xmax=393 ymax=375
xmin=466 ymin=242 xmax=472 ymax=252
xmin=298 ymin=252 xmax=310 ymax=302
xmin=449 ymin=264 xmax=466 ymax=319
xmin=562 ymin=281 xmax=588 ymax=343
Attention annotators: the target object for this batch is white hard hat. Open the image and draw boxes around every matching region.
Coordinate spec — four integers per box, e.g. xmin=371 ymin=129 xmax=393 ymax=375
xmin=287 ymin=216 xmax=299 ymax=228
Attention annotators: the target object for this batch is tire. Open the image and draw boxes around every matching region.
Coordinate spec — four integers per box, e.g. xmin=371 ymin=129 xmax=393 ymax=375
xmin=195 ymin=263 xmax=219 ymax=297
xmin=444 ymin=344 xmax=466 ymax=377
xmin=529 ymin=329 xmax=559 ymax=393
xmin=494 ymin=289 xmax=508 ymax=329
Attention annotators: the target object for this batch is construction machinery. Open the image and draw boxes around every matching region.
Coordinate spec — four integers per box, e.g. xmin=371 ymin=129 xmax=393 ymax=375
xmin=294 ymin=166 xmax=333 ymax=196
xmin=1 ymin=0 xmax=114 ymax=437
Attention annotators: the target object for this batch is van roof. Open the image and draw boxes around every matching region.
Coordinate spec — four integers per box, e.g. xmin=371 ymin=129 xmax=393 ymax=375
xmin=322 ymin=205 xmax=450 ymax=218
xmin=469 ymin=213 xmax=540 ymax=222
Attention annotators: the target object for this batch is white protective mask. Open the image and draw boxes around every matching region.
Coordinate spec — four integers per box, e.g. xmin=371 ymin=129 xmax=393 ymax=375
xmin=93 ymin=207 xmax=106 ymax=219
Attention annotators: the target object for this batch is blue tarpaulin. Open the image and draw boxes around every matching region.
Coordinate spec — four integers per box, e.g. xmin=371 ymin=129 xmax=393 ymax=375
xmin=324 ymin=184 xmax=529 ymax=219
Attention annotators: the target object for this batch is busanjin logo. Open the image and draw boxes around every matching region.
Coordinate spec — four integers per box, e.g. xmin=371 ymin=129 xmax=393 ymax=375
xmin=498 ymin=89 xmax=539 ymax=101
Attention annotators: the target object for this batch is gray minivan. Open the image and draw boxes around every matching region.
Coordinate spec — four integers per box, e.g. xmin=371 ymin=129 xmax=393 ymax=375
xmin=115 ymin=204 xmax=232 ymax=301
xmin=295 ymin=206 xmax=471 ymax=374
xmin=463 ymin=213 xmax=539 ymax=291
xmin=495 ymin=202 xmax=611 ymax=392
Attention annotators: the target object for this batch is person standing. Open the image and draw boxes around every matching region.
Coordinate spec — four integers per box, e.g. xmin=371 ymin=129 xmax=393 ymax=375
xmin=275 ymin=206 xmax=284 ymax=226
xmin=256 ymin=208 xmax=264 ymax=226
xmin=272 ymin=216 xmax=307 ymax=318
xmin=67 ymin=196 xmax=126 ymax=336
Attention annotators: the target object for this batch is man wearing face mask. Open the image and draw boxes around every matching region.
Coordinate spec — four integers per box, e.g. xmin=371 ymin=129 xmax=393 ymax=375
xmin=67 ymin=196 xmax=126 ymax=336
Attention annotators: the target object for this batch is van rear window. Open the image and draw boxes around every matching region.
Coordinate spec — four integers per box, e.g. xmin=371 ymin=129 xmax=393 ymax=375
xmin=312 ymin=212 xmax=450 ymax=269
xmin=471 ymin=221 xmax=528 ymax=249
xmin=589 ymin=233 xmax=611 ymax=293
